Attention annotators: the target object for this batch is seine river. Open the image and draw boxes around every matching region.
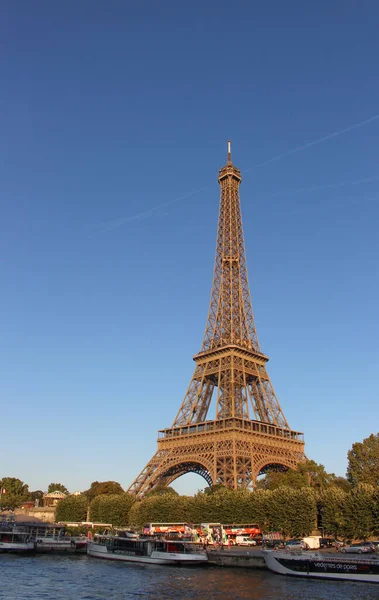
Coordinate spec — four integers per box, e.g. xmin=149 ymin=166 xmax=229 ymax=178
xmin=1 ymin=555 xmax=378 ymax=600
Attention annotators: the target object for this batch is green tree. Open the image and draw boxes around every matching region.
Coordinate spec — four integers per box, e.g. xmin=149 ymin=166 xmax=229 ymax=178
xmin=190 ymin=487 xmax=252 ymax=524
xmin=347 ymin=433 xmax=379 ymax=487
xmin=187 ymin=490 xmax=217 ymax=524
xmin=145 ymin=486 xmax=178 ymax=498
xmin=47 ymin=483 xmax=69 ymax=494
xmin=299 ymin=460 xmax=334 ymax=492
xmin=90 ymin=494 xmax=136 ymax=526
xmin=128 ymin=495 xmax=192 ymax=530
xmin=320 ymin=487 xmax=347 ymax=539
xmin=256 ymin=460 xmax=345 ymax=492
xmin=249 ymin=489 xmax=271 ymax=534
xmin=256 ymin=469 xmax=309 ymax=490
xmin=203 ymin=484 xmax=228 ymax=495
xmin=29 ymin=490 xmax=44 ymax=504
xmin=265 ymin=487 xmax=317 ymax=539
xmin=343 ymin=484 xmax=376 ymax=541
xmin=0 ymin=477 xmax=29 ymax=509
xmin=328 ymin=476 xmax=351 ymax=493
xmin=84 ymin=481 xmax=124 ymax=502
xmin=55 ymin=495 xmax=88 ymax=522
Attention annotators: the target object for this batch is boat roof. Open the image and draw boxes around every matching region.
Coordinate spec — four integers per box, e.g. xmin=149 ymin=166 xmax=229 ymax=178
xmin=1 ymin=514 xmax=64 ymax=527
xmin=0 ymin=530 xmax=30 ymax=535
xmin=94 ymin=534 xmax=187 ymax=543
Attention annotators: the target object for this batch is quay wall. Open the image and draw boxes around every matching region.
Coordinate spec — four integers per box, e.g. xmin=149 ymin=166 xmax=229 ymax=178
xmin=207 ymin=550 xmax=266 ymax=569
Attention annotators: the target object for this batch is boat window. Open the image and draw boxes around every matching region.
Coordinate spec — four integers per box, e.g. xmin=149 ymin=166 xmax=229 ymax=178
xmin=155 ymin=542 xmax=166 ymax=551
xmin=167 ymin=542 xmax=185 ymax=553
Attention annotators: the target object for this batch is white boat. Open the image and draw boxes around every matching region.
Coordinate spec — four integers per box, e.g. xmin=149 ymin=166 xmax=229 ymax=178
xmin=87 ymin=534 xmax=208 ymax=565
xmin=0 ymin=530 xmax=35 ymax=553
xmin=35 ymin=535 xmax=87 ymax=552
xmin=263 ymin=549 xmax=379 ymax=583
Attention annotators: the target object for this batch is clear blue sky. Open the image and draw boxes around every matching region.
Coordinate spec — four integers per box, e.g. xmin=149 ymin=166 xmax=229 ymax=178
xmin=1 ymin=1 xmax=378 ymax=494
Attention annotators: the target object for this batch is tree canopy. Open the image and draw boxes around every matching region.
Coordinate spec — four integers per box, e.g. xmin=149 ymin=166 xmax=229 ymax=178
xmin=55 ymin=495 xmax=88 ymax=522
xmin=256 ymin=468 xmax=309 ymax=490
xmin=145 ymin=485 xmax=179 ymax=498
xmin=319 ymin=487 xmax=347 ymax=539
xmin=343 ymin=483 xmax=377 ymax=541
xmin=29 ymin=490 xmax=44 ymax=504
xmin=256 ymin=460 xmax=350 ymax=492
xmin=126 ymin=485 xmax=317 ymax=538
xmin=203 ymin=484 xmax=228 ymax=495
xmin=47 ymin=483 xmax=69 ymax=494
xmin=90 ymin=494 xmax=136 ymax=526
xmin=84 ymin=481 xmax=124 ymax=502
xmin=264 ymin=486 xmax=317 ymax=538
xmin=0 ymin=477 xmax=29 ymax=509
xmin=128 ymin=494 xmax=193 ymax=530
xmin=347 ymin=433 xmax=379 ymax=487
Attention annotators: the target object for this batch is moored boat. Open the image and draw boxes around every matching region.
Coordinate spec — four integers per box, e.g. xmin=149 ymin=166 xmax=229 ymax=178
xmin=0 ymin=515 xmax=87 ymax=554
xmin=35 ymin=535 xmax=87 ymax=553
xmin=87 ymin=534 xmax=208 ymax=565
xmin=263 ymin=549 xmax=379 ymax=583
xmin=0 ymin=530 xmax=35 ymax=553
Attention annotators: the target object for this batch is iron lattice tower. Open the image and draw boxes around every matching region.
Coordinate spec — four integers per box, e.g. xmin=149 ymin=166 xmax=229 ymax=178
xmin=128 ymin=143 xmax=305 ymax=497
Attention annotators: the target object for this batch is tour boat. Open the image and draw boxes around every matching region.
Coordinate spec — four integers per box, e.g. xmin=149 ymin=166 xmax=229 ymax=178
xmin=0 ymin=530 xmax=35 ymax=553
xmin=87 ymin=534 xmax=208 ymax=565
xmin=35 ymin=535 xmax=87 ymax=553
xmin=263 ymin=549 xmax=379 ymax=583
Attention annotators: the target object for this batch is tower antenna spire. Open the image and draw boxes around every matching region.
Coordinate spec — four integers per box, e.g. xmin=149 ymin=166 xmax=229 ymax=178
xmin=227 ymin=140 xmax=232 ymax=163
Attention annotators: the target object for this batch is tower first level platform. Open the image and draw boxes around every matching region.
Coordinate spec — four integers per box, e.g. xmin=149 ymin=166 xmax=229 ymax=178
xmin=128 ymin=418 xmax=304 ymax=498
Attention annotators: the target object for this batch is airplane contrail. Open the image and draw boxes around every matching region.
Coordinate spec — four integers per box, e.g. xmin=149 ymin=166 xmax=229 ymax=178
xmin=93 ymin=112 xmax=379 ymax=231
xmin=260 ymin=174 xmax=379 ymax=199
xmin=246 ymin=112 xmax=379 ymax=172
xmin=92 ymin=185 xmax=209 ymax=232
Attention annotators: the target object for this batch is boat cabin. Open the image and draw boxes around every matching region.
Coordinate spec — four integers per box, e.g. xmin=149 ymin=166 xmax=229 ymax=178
xmin=94 ymin=534 xmax=194 ymax=556
xmin=0 ymin=531 xmax=32 ymax=544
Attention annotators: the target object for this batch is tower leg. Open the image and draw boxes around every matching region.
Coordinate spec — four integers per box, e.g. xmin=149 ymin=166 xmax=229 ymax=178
xmin=127 ymin=449 xmax=169 ymax=497
xmin=127 ymin=444 xmax=215 ymax=498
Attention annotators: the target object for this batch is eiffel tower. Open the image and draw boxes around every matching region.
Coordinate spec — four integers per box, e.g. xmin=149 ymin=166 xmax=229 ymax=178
xmin=128 ymin=142 xmax=305 ymax=498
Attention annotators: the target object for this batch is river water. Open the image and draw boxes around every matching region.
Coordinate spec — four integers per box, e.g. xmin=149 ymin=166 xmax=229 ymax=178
xmin=1 ymin=555 xmax=378 ymax=600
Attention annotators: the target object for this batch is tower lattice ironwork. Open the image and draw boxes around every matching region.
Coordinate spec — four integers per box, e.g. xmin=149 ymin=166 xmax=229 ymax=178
xmin=128 ymin=142 xmax=305 ymax=498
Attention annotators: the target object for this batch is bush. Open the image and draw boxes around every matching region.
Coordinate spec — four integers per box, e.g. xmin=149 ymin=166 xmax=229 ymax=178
xmin=55 ymin=495 xmax=88 ymax=522
xmin=89 ymin=493 xmax=136 ymax=526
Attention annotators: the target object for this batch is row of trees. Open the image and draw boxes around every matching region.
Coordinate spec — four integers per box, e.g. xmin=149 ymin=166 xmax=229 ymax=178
xmin=0 ymin=478 xmax=124 ymax=510
xmin=55 ymin=481 xmax=379 ymax=541
xmin=55 ymin=486 xmax=317 ymax=538
xmin=0 ymin=479 xmax=73 ymax=510
xmin=320 ymin=484 xmax=379 ymax=541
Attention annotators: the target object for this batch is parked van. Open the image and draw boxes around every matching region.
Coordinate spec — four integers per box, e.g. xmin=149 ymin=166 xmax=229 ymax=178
xmin=302 ymin=536 xmax=321 ymax=550
xmin=236 ymin=536 xmax=256 ymax=546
